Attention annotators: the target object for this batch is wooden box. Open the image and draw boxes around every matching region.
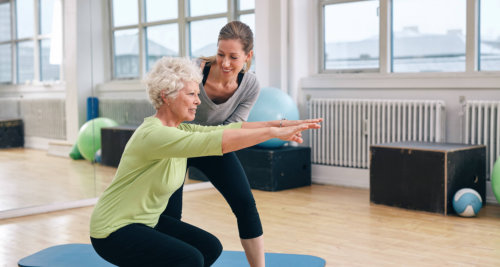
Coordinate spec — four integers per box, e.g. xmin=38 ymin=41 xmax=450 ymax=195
xmin=370 ymin=142 xmax=486 ymax=215
xmin=101 ymin=125 xmax=137 ymax=167
xmin=0 ymin=118 xmax=24 ymax=148
xmin=235 ymin=146 xmax=311 ymax=191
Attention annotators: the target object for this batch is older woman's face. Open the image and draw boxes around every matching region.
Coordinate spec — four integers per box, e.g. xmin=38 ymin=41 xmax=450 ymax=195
xmin=216 ymin=39 xmax=252 ymax=77
xmin=169 ymin=81 xmax=201 ymax=122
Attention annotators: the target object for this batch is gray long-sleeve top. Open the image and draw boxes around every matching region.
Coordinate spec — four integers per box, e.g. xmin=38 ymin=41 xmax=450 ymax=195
xmin=191 ymin=71 xmax=260 ymax=126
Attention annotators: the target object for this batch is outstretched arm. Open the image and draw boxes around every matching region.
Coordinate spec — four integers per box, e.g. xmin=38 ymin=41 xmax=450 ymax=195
xmin=221 ymin=119 xmax=322 ymax=153
xmin=241 ymin=118 xmax=323 ymax=129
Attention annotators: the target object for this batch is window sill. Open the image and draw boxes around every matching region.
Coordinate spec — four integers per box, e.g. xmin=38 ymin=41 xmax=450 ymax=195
xmin=0 ymin=81 xmax=66 ymax=97
xmin=302 ymin=72 xmax=500 ymax=89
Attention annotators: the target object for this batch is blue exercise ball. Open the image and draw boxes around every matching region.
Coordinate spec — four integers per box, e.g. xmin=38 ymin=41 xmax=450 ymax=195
xmin=452 ymin=188 xmax=482 ymax=217
xmin=94 ymin=149 xmax=102 ymax=164
xmin=248 ymin=87 xmax=299 ymax=148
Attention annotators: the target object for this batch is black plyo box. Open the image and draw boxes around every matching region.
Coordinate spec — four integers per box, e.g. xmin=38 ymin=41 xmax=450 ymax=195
xmin=235 ymin=146 xmax=311 ymax=191
xmin=101 ymin=125 xmax=137 ymax=167
xmin=0 ymin=118 xmax=24 ymax=148
xmin=370 ymin=142 xmax=486 ymax=215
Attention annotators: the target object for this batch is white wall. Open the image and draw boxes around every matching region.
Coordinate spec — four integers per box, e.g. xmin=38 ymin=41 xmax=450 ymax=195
xmin=255 ymin=0 xmax=316 ymax=101
xmin=255 ymin=0 xmax=285 ymax=89
xmin=65 ymin=0 xmax=110 ymax=143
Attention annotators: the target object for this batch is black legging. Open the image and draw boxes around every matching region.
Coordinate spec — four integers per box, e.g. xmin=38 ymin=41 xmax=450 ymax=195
xmin=163 ymin=152 xmax=263 ymax=239
xmin=90 ymin=215 xmax=222 ymax=267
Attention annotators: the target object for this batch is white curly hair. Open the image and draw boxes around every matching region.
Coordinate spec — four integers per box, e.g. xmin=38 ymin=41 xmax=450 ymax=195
xmin=144 ymin=57 xmax=202 ymax=110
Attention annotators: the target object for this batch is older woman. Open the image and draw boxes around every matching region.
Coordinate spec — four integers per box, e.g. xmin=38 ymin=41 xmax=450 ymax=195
xmin=89 ymin=57 xmax=321 ymax=267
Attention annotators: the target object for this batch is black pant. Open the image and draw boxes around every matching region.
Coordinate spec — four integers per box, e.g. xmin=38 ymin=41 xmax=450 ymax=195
xmin=91 ymin=215 xmax=222 ymax=267
xmin=163 ymin=152 xmax=263 ymax=239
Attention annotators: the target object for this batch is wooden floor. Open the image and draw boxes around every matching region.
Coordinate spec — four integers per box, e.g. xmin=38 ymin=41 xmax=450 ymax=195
xmin=0 ymin=148 xmax=116 ymax=210
xmin=0 ymin=148 xmax=201 ymax=211
xmin=2 ymin=184 xmax=500 ymax=267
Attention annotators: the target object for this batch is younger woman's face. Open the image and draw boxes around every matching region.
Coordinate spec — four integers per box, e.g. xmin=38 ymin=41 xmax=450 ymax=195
xmin=216 ymin=39 xmax=252 ymax=78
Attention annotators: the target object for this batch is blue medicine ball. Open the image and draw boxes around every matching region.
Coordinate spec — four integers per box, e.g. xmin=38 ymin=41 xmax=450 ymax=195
xmin=94 ymin=149 xmax=102 ymax=164
xmin=248 ymin=87 xmax=299 ymax=148
xmin=452 ymin=188 xmax=482 ymax=217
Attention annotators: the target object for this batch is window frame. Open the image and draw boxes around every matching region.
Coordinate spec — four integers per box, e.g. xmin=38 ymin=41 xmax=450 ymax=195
xmin=0 ymin=0 xmax=62 ymax=85
xmin=319 ymin=0 xmax=381 ymax=74
xmin=0 ymin=0 xmax=15 ymax=84
xmin=108 ymin=0 xmax=255 ymax=80
xmin=318 ymin=0 xmax=499 ymax=75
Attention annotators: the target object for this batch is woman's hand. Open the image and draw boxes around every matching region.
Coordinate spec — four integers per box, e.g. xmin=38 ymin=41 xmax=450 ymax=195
xmin=222 ymin=118 xmax=322 ymax=153
xmin=274 ymin=122 xmax=322 ymax=144
xmin=279 ymin=118 xmax=323 ymax=128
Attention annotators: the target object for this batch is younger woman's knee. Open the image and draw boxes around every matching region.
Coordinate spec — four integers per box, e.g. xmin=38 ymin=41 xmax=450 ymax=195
xmin=172 ymin=248 xmax=204 ymax=267
xmin=204 ymin=234 xmax=223 ymax=266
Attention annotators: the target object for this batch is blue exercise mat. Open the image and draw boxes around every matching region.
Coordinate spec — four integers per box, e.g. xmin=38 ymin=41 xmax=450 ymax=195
xmin=19 ymin=243 xmax=326 ymax=267
xmin=213 ymin=250 xmax=326 ymax=267
xmin=18 ymin=244 xmax=116 ymax=267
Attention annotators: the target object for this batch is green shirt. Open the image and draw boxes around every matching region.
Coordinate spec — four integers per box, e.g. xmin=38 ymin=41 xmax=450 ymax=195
xmin=90 ymin=116 xmax=242 ymax=238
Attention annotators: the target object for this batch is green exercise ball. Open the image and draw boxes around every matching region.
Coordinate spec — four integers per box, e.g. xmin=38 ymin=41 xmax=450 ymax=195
xmin=69 ymin=143 xmax=83 ymax=160
xmin=492 ymin=157 xmax=500 ymax=204
xmin=77 ymin=117 xmax=118 ymax=162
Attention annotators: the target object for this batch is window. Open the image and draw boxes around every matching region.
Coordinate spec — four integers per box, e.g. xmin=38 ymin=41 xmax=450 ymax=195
xmin=145 ymin=24 xmax=179 ymax=71
xmin=392 ymin=0 xmax=466 ymax=73
xmin=110 ymin=0 xmax=255 ymax=79
xmin=479 ymin=0 xmax=500 ymax=71
xmin=0 ymin=0 xmax=62 ymax=84
xmin=322 ymin=0 xmax=379 ymax=72
xmin=320 ymin=0 xmax=499 ymax=74
xmin=189 ymin=18 xmax=227 ymax=58
xmin=0 ymin=1 xmax=12 ymax=83
xmin=238 ymin=0 xmax=255 ymax=32
xmin=189 ymin=0 xmax=226 ymax=17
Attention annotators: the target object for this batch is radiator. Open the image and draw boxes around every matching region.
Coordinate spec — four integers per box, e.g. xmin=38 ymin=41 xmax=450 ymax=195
xmin=309 ymin=98 xmax=446 ymax=169
xmin=99 ymin=98 xmax=155 ymax=126
xmin=20 ymin=98 xmax=66 ymax=139
xmin=463 ymin=100 xmax=500 ymax=181
xmin=0 ymin=98 xmax=21 ymax=118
